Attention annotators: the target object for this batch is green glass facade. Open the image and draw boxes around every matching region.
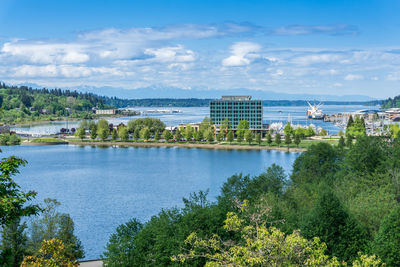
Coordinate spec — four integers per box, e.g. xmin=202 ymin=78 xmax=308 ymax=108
xmin=210 ymin=96 xmax=263 ymax=129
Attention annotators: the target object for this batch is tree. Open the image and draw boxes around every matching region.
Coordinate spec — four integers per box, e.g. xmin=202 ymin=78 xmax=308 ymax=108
xmin=175 ymin=129 xmax=182 ymax=142
xmin=294 ymin=134 xmax=301 ymax=147
xmin=227 ymin=130 xmax=234 ymax=144
xmin=111 ymin=128 xmax=118 ymax=141
xmin=21 ymin=239 xmax=78 ymax=267
xmin=163 ymin=130 xmax=173 ymax=142
xmin=133 ymin=129 xmax=140 ymax=141
xmin=216 ymin=131 xmax=223 ymax=142
xmin=373 ymin=205 xmax=400 ymax=266
xmin=0 ymin=218 xmax=28 ymax=267
xmin=98 ymin=127 xmax=109 ymax=141
xmin=220 ymin=118 xmax=231 ymax=139
xmin=275 ymin=134 xmax=281 ymax=147
xmin=185 ymin=125 xmax=193 ymax=141
xmin=140 ymin=127 xmax=150 ymax=141
xmin=301 ymin=188 xmax=368 ymax=262
xmin=266 ymin=132 xmax=273 ymax=146
xmin=236 ymin=132 xmax=243 ymax=143
xmin=118 ymin=126 xmax=129 ymax=142
xmin=206 ymin=130 xmax=214 ymax=143
xmin=75 ymin=127 xmax=85 ymax=141
xmin=102 ymin=219 xmax=143 ymax=267
xmin=195 ymin=130 xmax=203 ymax=142
xmin=27 ymin=199 xmax=84 ymax=260
xmin=320 ymin=129 xmax=328 ymax=136
xmin=90 ymin=124 xmax=97 ymax=140
xmin=346 ymin=134 xmax=353 ymax=147
xmin=245 ymin=130 xmax=253 ymax=145
xmin=236 ymin=120 xmax=249 ymax=141
xmin=256 ymin=133 xmax=262 ymax=145
xmin=199 ymin=117 xmax=213 ymax=132
xmin=284 ymin=133 xmax=292 ymax=149
xmin=154 ymin=130 xmax=160 ymax=142
xmin=338 ymin=136 xmax=345 ymax=148
xmin=347 ymin=115 xmax=354 ymax=129
xmin=283 ymin=122 xmax=294 ymax=137
xmin=127 ymin=118 xmax=166 ymax=135
xmin=0 ymin=155 xmax=39 ymax=227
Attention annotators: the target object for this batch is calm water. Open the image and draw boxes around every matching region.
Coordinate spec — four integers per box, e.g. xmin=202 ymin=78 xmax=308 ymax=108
xmin=1 ymin=145 xmax=299 ymax=260
xmin=12 ymin=105 xmax=369 ymax=135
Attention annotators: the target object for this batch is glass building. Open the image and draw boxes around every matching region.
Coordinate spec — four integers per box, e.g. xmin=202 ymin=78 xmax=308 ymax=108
xmin=210 ymin=96 xmax=263 ymax=129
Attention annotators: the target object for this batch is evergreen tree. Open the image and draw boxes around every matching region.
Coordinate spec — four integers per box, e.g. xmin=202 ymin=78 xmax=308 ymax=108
xmin=266 ymin=132 xmax=273 ymax=146
xmin=90 ymin=124 xmax=97 ymax=140
xmin=373 ymin=205 xmax=400 ymax=266
xmin=0 ymin=218 xmax=28 ymax=267
xmin=301 ymin=188 xmax=367 ymax=262
xmin=284 ymin=133 xmax=292 ymax=149
xmin=111 ymin=128 xmax=118 ymax=141
xmin=227 ymin=130 xmax=234 ymax=144
xmin=346 ymin=134 xmax=353 ymax=147
xmin=256 ymin=133 xmax=262 ymax=145
xmin=347 ymin=115 xmax=354 ymax=128
xmin=275 ymin=134 xmax=281 ymax=147
xmin=294 ymin=134 xmax=301 ymax=147
xmin=338 ymin=136 xmax=345 ymax=148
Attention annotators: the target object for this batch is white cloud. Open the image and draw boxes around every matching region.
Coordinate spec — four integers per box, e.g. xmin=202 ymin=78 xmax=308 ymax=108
xmin=344 ymin=74 xmax=364 ymax=81
xmin=144 ymin=45 xmax=195 ymax=63
xmin=222 ymin=42 xmax=261 ymax=67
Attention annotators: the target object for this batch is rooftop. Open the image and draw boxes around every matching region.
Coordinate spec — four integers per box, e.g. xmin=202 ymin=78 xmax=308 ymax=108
xmin=220 ymin=96 xmax=252 ymax=101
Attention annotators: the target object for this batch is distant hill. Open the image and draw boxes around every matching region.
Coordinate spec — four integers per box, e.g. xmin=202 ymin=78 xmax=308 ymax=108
xmin=70 ymin=85 xmax=376 ymax=102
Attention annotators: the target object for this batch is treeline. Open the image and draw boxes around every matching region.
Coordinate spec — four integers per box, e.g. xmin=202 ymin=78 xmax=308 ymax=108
xmin=381 ymin=94 xmax=400 ymax=109
xmin=0 ymin=83 xmax=113 ymax=123
xmin=101 ymin=136 xmax=400 ymax=266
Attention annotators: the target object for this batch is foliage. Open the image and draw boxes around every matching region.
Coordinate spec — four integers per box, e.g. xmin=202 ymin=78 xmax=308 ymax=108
xmin=245 ymin=130 xmax=253 ymax=145
xmin=111 ymin=128 xmax=118 ymax=140
xmin=118 ymin=126 xmax=129 ymax=141
xmin=154 ymin=130 xmax=160 ymax=142
xmin=236 ymin=120 xmax=249 ymax=140
xmin=199 ymin=117 xmax=213 ymax=132
xmin=373 ymin=205 xmax=400 ymax=266
xmin=175 ymin=129 xmax=182 ymax=141
xmin=21 ymin=239 xmax=78 ymax=267
xmin=163 ymin=130 xmax=173 ymax=142
xmin=294 ymin=134 xmax=301 ymax=147
xmin=0 ymin=218 xmax=28 ymax=267
xmin=27 ymin=199 xmax=84 ymax=260
xmin=338 ymin=136 xmax=345 ymax=148
xmin=102 ymin=219 xmax=143 ymax=267
xmin=0 ymin=134 xmax=21 ymax=146
xmin=381 ymin=94 xmax=400 ymax=109
xmin=140 ymin=127 xmax=150 ymax=141
xmin=75 ymin=128 xmax=86 ymax=141
xmin=0 ymin=155 xmax=39 ymax=226
xmin=185 ymin=124 xmax=194 ymax=140
xmin=256 ymin=133 xmax=262 ymax=145
xmin=284 ymin=133 xmax=292 ymax=148
xmin=227 ymin=130 xmax=234 ymax=144
xmin=206 ymin=129 xmax=214 ymax=143
xmin=98 ymin=127 xmax=109 ymax=141
xmin=274 ymin=134 xmax=281 ymax=147
xmin=347 ymin=116 xmax=366 ymax=138
xmin=127 ymin=118 xmax=165 ymax=135
xmin=266 ymin=132 xmax=272 ymax=145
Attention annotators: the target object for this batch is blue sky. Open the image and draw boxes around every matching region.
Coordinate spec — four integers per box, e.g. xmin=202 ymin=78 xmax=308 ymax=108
xmin=0 ymin=0 xmax=399 ymax=98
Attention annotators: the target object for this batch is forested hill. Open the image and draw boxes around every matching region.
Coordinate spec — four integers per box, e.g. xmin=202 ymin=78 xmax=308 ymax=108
xmin=0 ymin=84 xmax=113 ymax=123
xmin=381 ymin=95 xmax=400 ymax=109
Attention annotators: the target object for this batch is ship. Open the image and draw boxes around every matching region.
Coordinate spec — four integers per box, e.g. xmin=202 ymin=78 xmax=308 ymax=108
xmin=306 ymin=101 xmax=324 ymax=120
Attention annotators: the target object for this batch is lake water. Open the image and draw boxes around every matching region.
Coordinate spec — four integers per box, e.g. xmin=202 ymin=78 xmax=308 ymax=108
xmin=12 ymin=105 xmax=369 ymax=135
xmin=1 ymin=144 xmax=299 ymax=260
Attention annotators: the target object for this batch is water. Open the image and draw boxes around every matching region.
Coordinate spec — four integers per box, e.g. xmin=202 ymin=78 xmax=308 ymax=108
xmin=1 ymin=145 xmax=299 ymax=260
xmin=12 ymin=105 xmax=368 ymax=135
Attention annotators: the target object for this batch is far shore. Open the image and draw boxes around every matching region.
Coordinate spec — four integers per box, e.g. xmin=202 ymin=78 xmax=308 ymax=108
xmin=64 ymin=140 xmax=307 ymax=152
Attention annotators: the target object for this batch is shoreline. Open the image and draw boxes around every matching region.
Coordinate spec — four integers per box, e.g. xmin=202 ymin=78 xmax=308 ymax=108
xmin=65 ymin=140 xmax=307 ymax=152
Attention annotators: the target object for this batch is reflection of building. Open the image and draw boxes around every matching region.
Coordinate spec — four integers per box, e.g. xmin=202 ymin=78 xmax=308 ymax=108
xmin=210 ymin=96 xmax=263 ymax=129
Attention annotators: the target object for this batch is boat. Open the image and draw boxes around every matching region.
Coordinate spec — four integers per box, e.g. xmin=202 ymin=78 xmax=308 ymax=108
xmin=306 ymin=101 xmax=324 ymax=120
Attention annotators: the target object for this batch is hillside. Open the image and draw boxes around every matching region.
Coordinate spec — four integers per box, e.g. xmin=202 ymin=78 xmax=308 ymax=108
xmin=381 ymin=94 xmax=400 ymax=109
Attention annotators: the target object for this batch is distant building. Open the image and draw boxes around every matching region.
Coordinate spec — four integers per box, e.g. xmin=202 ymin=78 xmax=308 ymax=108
xmin=210 ymin=96 xmax=263 ymax=130
xmin=95 ymin=109 xmax=118 ymax=115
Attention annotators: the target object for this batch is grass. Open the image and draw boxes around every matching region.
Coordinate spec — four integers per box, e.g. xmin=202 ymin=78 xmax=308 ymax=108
xmin=31 ymin=138 xmax=67 ymax=143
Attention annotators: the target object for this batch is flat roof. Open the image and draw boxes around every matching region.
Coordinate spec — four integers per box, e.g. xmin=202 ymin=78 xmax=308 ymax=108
xmin=221 ymin=96 xmax=252 ymax=101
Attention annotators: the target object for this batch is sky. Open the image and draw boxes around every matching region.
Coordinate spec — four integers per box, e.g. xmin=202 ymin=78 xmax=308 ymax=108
xmin=0 ymin=0 xmax=400 ymax=98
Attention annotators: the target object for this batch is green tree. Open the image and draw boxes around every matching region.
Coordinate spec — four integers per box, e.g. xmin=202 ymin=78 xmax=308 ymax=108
xmin=266 ymin=132 xmax=273 ymax=146
xmin=256 ymin=133 xmax=262 ymax=145
xmin=195 ymin=130 xmax=203 ymax=142
xmin=90 ymin=124 xmax=97 ymax=140
xmin=140 ymin=127 xmax=150 ymax=141
xmin=185 ymin=125 xmax=193 ymax=141
xmin=301 ymin=188 xmax=368 ymax=262
xmin=27 ymin=199 xmax=84 ymax=260
xmin=133 ymin=129 xmax=140 ymax=141
xmin=320 ymin=129 xmax=328 ymax=136
xmin=111 ymin=128 xmax=118 ymax=141
xmin=338 ymin=136 xmax=345 ymax=148
xmin=284 ymin=133 xmax=292 ymax=149
xmin=97 ymin=119 xmax=109 ymax=131
xmin=118 ymin=126 xmax=129 ymax=142
xmin=0 ymin=218 xmax=28 ymax=267
xmin=175 ymin=129 xmax=182 ymax=141
xmin=206 ymin=130 xmax=214 ymax=143
xmin=236 ymin=120 xmax=249 ymax=141
xmin=347 ymin=115 xmax=354 ymax=128
xmin=127 ymin=118 xmax=166 ymax=135
xmin=373 ymin=205 xmax=400 ymax=266
xmin=294 ymin=134 xmax=301 ymax=147
xmin=199 ymin=117 xmax=213 ymax=132
xmin=227 ymin=130 xmax=234 ymax=144
xmin=346 ymin=134 xmax=354 ymax=147
xmin=216 ymin=131 xmax=223 ymax=142
xmin=163 ymin=130 xmax=173 ymax=142
xmin=275 ymin=134 xmax=281 ymax=147
xmin=102 ymin=219 xmax=143 ymax=267
xmin=98 ymin=127 xmax=109 ymax=141
xmin=220 ymin=118 xmax=231 ymax=139
xmin=245 ymin=130 xmax=253 ymax=145
xmin=0 ymin=155 xmax=39 ymax=227
xmin=236 ymin=132 xmax=243 ymax=143
xmin=154 ymin=130 xmax=160 ymax=142
xmin=75 ymin=127 xmax=85 ymax=141
xmin=283 ymin=122 xmax=294 ymax=137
